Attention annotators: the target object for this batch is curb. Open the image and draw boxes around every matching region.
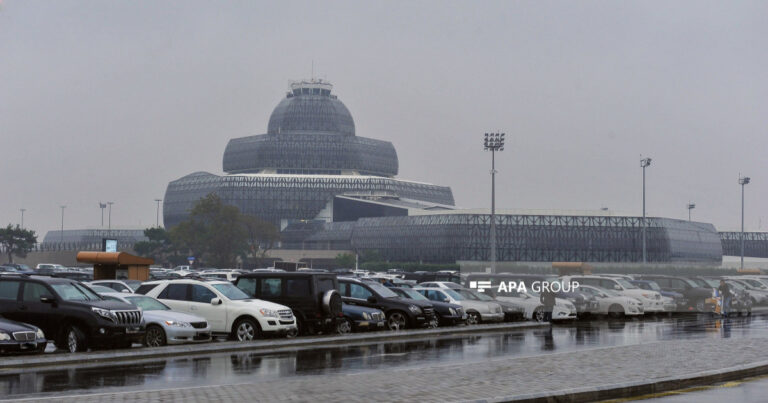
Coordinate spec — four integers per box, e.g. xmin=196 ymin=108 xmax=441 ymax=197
xmin=474 ymin=359 xmax=768 ymax=402
xmin=0 ymin=321 xmax=548 ymax=371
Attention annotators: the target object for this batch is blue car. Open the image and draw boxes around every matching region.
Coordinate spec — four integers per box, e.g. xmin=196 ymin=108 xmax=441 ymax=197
xmin=341 ymin=303 xmax=386 ymax=332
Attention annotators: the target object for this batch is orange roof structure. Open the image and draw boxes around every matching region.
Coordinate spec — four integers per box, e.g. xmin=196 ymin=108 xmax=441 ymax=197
xmin=76 ymin=252 xmax=154 ymax=265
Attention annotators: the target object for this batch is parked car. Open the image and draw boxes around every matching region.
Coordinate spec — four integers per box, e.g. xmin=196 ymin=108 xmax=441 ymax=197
xmin=413 ymin=286 xmax=504 ymax=324
xmin=634 ymin=275 xmax=715 ymax=312
xmin=0 ymin=275 xmax=144 ymax=352
xmin=629 ymin=280 xmax=683 ymax=312
xmin=577 ymin=285 xmax=644 ymax=317
xmin=87 ymin=284 xmax=119 ymax=294
xmin=234 ymin=272 xmax=343 ymax=335
xmin=403 ymin=272 xmax=462 ymax=284
xmin=453 ymin=288 xmax=524 ymax=322
xmin=341 ymin=303 xmax=387 ymax=332
xmin=2 ymin=264 xmax=34 ymax=274
xmin=100 ymin=292 xmax=211 ymax=346
xmin=52 ymin=271 xmax=93 ymax=282
xmin=723 ymin=280 xmax=756 ymax=315
xmin=389 ymin=287 xmax=462 ymax=326
xmin=89 ymin=280 xmax=143 ymax=294
xmin=200 ymin=271 xmax=244 ymax=282
xmin=417 ymin=281 xmax=464 ymax=290
xmin=563 ymin=275 xmax=664 ymax=313
xmin=723 ymin=277 xmax=768 ymax=305
xmin=0 ymin=318 xmax=47 ymax=354
xmin=483 ymin=286 xmax=576 ymax=322
xmin=140 ymin=279 xmax=297 ymax=340
xmin=337 ymin=277 xmax=437 ymax=330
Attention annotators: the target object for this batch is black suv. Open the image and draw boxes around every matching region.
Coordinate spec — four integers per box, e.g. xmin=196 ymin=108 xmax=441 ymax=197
xmin=337 ymin=277 xmax=436 ymax=330
xmin=234 ymin=272 xmax=343 ymax=335
xmin=635 ymin=275 xmax=713 ymax=312
xmin=0 ymin=275 xmax=144 ymax=352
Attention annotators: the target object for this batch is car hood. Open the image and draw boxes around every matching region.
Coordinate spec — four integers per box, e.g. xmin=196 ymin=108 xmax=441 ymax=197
xmin=388 ymin=297 xmax=432 ymax=309
xmin=0 ymin=318 xmax=39 ymax=333
xmin=76 ymin=299 xmax=139 ymax=311
xmin=228 ymin=298 xmax=290 ymax=311
xmin=341 ymin=303 xmax=384 ymax=315
xmin=143 ymin=310 xmax=207 ymax=323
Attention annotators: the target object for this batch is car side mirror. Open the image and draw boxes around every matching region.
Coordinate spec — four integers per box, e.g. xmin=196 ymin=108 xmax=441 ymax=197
xmin=211 ymin=297 xmax=222 ymax=305
xmin=40 ymin=295 xmax=55 ymax=304
xmin=121 ymin=289 xmax=131 ymax=294
xmin=367 ymin=296 xmax=377 ymax=303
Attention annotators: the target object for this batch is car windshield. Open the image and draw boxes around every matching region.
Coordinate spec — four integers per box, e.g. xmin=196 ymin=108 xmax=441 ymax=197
xmin=369 ymin=282 xmax=398 ymax=298
xmin=704 ymin=279 xmax=720 ymax=288
xmin=616 ymin=279 xmax=637 ymax=289
xmin=743 ymin=279 xmax=766 ymax=289
xmin=51 ymin=283 xmax=102 ymax=301
xmin=455 ymin=289 xmax=481 ymax=300
xmin=472 ymin=291 xmax=495 ymax=301
xmin=212 ymin=283 xmax=251 ymax=300
xmin=402 ymin=289 xmax=429 ymax=301
xmin=645 ymin=282 xmax=662 ymax=291
xmin=439 ymin=289 xmax=464 ymax=300
xmin=125 ymin=296 xmax=170 ymax=311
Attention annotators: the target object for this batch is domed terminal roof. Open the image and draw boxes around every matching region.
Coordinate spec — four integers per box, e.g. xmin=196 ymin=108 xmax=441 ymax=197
xmin=267 ymin=80 xmax=356 ymax=136
xmin=223 ymin=80 xmax=399 ymax=177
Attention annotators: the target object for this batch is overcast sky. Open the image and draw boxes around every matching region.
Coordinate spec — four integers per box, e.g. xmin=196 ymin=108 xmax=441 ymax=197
xmin=1 ymin=1 xmax=766 ymax=239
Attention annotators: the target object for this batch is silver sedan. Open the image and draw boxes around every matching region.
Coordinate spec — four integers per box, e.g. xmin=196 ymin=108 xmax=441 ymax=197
xmin=101 ymin=293 xmax=212 ymax=346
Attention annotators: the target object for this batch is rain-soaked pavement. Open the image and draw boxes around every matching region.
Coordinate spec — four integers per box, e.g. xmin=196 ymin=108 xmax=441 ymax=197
xmin=2 ymin=313 xmax=768 ymax=400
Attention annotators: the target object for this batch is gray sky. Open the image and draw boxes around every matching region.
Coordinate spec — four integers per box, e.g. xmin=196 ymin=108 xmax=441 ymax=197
xmin=1 ymin=0 xmax=766 ymax=239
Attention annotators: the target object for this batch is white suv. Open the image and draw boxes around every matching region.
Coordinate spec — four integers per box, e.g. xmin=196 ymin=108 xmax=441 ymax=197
xmin=562 ymin=275 xmax=664 ymax=313
xmin=139 ymin=279 xmax=297 ymax=340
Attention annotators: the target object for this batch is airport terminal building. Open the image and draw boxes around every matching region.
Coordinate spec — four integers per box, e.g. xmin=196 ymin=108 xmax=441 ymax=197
xmin=163 ymin=80 xmax=734 ymax=265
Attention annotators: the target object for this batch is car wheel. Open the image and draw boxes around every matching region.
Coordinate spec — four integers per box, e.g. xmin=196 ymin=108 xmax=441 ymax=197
xmin=387 ymin=312 xmax=407 ymax=331
xmin=532 ymin=307 xmax=545 ymax=322
xmin=62 ymin=325 xmax=86 ymax=353
xmin=232 ymin=318 xmax=260 ymax=341
xmin=144 ymin=325 xmax=167 ymax=347
xmin=608 ymin=304 xmax=625 ymax=318
xmin=336 ymin=318 xmax=352 ymax=334
xmin=466 ymin=311 xmax=481 ymax=325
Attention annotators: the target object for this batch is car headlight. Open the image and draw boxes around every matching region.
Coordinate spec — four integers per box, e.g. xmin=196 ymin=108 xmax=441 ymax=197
xmin=0 ymin=332 xmax=10 ymax=341
xmin=259 ymin=308 xmax=279 ymax=318
xmin=449 ymin=307 xmax=457 ymax=315
xmin=164 ymin=320 xmax=191 ymax=328
xmin=92 ymin=307 xmax=117 ymax=322
xmin=362 ymin=312 xmax=371 ymax=320
xmin=408 ymin=305 xmax=421 ymax=314
xmin=36 ymin=328 xmax=45 ymax=339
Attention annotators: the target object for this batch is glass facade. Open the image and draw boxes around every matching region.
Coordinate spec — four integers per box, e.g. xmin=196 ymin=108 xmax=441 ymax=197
xmin=346 ymin=214 xmax=723 ymax=264
xmin=42 ymin=229 xmax=148 ymax=245
xmin=719 ymin=232 xmax=768 ymax=258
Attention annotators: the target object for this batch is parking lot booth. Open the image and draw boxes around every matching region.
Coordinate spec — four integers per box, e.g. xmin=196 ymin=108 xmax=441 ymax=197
xmin=76 ymin=252 xmax=154 ymax=281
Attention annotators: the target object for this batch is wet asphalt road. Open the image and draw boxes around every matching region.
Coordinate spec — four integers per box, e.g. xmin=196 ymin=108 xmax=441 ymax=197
xmin=2 ymin=313 xmax=768 ymax=400
xmin=637 ymin=375 xmax=768 ymax=402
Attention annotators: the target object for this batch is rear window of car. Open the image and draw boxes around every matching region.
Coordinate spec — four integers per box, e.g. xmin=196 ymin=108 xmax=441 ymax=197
xmin=317 ymin=278 xmax=335 ymax=293
xmin=135 ymin=284 xmax=159 ymax=295
xmin=0 ymin=281 xmax=20 ymax=300
xmin=287 ymin=278 xmax=310 ymax=297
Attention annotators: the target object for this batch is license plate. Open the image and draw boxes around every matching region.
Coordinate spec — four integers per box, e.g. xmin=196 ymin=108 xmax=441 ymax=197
xmin=358 ymin=321 xmax=369 ymax=326
xmin=20 ymin=343 xmax=36 ymax=350
xmin=126 ymin=327 xmax=141 ymax=334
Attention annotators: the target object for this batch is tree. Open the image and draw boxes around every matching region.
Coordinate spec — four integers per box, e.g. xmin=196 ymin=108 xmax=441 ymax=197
xmin=0 ymin=224 xmax=37 ymax=264
xmin=335 ymin=253 xmax=356 ymax=268
xmin=168 ymin=194 xmax=249 ymax=268
xmin=242 ymin=215 xmax=280 ymax=260
xmin=134 ymin=227 xmax=180 ymax=266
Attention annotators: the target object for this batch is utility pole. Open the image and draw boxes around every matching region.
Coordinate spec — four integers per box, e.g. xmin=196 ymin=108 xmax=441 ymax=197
xmin=739 ymin=175 xmax=751 ymax=270
xmin=99 ymin=202 xmax=107 ymax=227
xmin=107 ymin=202 xmax=114 ymax=233
xmin=484 ymin=132 xmax=505 ymax=273
xmin=640 ymin=157 xmax=652 ymax=264
xmin=60 ymin=205 xmax=66 ymax=244
xmin=20 ymin=208 xmax=25 ymax=228
xmin=687 ymin=203 xmax=695 ymax=221
xmin=154 ymin=199 xmax=163 ymax=227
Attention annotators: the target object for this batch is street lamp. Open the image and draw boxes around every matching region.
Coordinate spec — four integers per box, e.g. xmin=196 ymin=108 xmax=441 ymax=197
xmin=59 ymin=205 xmax=66 ymax=244
xmin=154 ymin=199 xmax=163 ymax=228
xmin=107 ymin=202 xmax=114 ymax=233
xmin=20 ymin=208 xmax=25 ymax=228
xmin=484 ymin=132 xmax=505 ymax=273
xmin=739 ymin=175 xmax=751 ymax=270
xmin=640 ymin=157 xmax=652 ymax=264
xmin=687 ymin=203 xmax=695 ymax=221
xmin=99 ymin=202 xmax=107 ymax=227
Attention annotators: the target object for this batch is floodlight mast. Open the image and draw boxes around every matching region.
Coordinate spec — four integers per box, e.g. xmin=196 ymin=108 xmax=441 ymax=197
xmin=640 ymin=157 xmax=652 ymax=264
xmin=484 ymin=132 xmax=505 ymax=274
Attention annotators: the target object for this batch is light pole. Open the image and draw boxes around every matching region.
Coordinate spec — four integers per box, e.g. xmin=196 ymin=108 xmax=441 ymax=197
xmin=739 ymin=175 xmax=750 ymax=270
xmin=99 ymin=202 xmax=107 ymax=227
xmin=20 ymin=208 xmax=25 ymax=228
xmin=687 ymin=203 xmax=695 ymax=221
xmin=484 ymin=132 xmax=505 ymax=273
xmin=59 ymin=205 xmax=66 ymax=244
xmin=640 ymin=157 xmax=652 ymax=264
xmin=107 ymin=202 xmax=114 ymax=233
xmin=154 ymin=199 xmax=162 ymax=227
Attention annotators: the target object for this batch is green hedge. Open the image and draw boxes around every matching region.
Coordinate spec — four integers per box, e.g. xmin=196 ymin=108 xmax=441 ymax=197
xmin=360 ymin=262 xmax=460 ymax=273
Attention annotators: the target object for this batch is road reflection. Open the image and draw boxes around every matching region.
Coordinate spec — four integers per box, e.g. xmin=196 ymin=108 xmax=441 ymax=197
xmin=2 ymin=313 xmax=767 ymax=398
